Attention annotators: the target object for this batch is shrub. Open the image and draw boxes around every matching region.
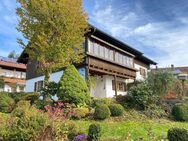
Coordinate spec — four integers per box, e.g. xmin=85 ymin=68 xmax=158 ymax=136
xmin=108 ymin=104 xmax=124 ymax=117
xmin=168 ymin=128 xmax=188 ymax=141
xmin=171 ymin=103 xmax=188 ymax=121
xmin=72 ymin=107 xmax=90 ymax=119
xmin=3 ymin=101 xmax=48 ymax=141
xmin=34 ymin=99 xmax=53 ymax=110
xmin=147 ymin=71 xmax=174 ymax=98
xmin=57 ymin=65 xmax=90 ymax=106
xmin=67 ymin=122 xmax=80 ymax=140
xmin=45 ymin=102 xmax=74 ymax=120
xmin=8 ymin=92 xmax=39 ymax=103
xmin=0 ymin=93 xmax=15 ymax=113
xmin=40 ymin=81 xmax=58 ymax=100
xmin=88 ymin=124 xmax=101 ymax=141
xmin=128 ymin=82 xmax=156 ymax=110
xmin=91 ymin=98 xmax=116 ymax=108
xmin=143 ymin=104 xmax=167 ymax=119
xmin=94 ymin=104 xmax=111 ymax=120
xmin=116 ymin=95 xmax=135 ymax=108
xmin=22 ymin=92 xmax=39 ymax=104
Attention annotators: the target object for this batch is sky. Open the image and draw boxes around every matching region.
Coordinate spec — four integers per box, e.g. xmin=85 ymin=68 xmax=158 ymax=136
xmin=0 ymin=0 xmax=188 ymax=67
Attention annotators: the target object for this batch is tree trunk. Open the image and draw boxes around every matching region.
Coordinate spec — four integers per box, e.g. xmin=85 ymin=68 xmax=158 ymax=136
xmin=43 ymin=71 xmax=50 ymax=101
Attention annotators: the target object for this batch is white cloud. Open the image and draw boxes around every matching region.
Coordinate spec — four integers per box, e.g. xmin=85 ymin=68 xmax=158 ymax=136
xmin=90 ymin=1 xmax=188 ymax=67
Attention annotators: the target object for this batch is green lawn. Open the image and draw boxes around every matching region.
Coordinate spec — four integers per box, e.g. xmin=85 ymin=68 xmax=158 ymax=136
xmin=71 ymin=119 xmax=188 ymax=140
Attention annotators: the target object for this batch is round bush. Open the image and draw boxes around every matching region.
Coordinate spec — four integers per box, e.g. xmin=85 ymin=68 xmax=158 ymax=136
xmin=108 ymin=104 xmax=124 ymax=117
xmin=168 ymin=128 xmax=188 ymax=141
xmin=91 ymin=98 xmax=116 ymax=108
xmin=72 ymin=107 xmax=89 ymax=119
xmin=88 ymin=123 xmax=101 ymax=141
xmin=0 ymin=93 xmax=15 ymax=113
xmin=94 ymin=104 xmax=111 ymax=120
xmin=171 ymin=103 xmax=188 ymax=121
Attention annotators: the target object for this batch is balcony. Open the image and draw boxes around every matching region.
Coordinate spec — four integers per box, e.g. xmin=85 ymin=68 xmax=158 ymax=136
xmin=0 ymin=68 xmax=26 ymax=79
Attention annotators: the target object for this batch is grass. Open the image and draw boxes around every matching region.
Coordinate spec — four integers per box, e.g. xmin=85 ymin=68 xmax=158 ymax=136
xmin=70 ymin=111 xmax=188 ymax=141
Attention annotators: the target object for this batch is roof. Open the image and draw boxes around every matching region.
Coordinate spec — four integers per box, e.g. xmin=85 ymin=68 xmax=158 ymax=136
xmin=135 ymin=55 xmax=157 ymax=65
xmin=90 ymin=25 xmax=157 ymax=65
xmin=0 ymin=56 xmax=26 ymax=70
xmin=18 ymin=24 xmax=157 ymax=65
xmin=154 ymin=66 xmax=188 ymax=74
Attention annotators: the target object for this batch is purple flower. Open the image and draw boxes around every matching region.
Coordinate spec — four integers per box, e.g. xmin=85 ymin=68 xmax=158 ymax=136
xmin=74 ymin=134 xmax=87 ymax=141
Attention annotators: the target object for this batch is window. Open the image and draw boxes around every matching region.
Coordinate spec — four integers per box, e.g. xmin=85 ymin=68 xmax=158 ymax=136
xmin=140 ymin=68 xmax=146 ymax=77
xmin=130 ymin=58 xmax=133 ymax=67
xmin=119 ymin=54 xmax=123 ymax=64
xmin=34 ymin=81 xmax=44 ymax=92
xmin=109 ymin=50 xmax=114 ymax=61
xmin=89 ymin=40 xmax=94 ymax=53
xmin=112 ymin=80 xmax=127 ymax=92
xmin=115 ymin=52 xmax=119 ymax=63
xmin=99 ymin=45 xmax=104 ymax=57
xmin=88 ymin=39 xmax=134 ymax=68
xmin=104 ymin=47 xmax=109 ymax=59
xmin=94 ymin=43 xmax=99 ymax=55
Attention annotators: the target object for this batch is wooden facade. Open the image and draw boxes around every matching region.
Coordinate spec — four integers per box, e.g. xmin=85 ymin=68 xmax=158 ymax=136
xmin=88 ymin=56 xmax=136 ymax=79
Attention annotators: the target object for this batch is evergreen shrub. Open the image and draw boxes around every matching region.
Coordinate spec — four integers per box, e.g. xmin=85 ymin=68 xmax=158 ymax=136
xmin=57 ymin=65 xmax=90 ymax=106
xmin=94 ymin=104 xmax=111 ymax=120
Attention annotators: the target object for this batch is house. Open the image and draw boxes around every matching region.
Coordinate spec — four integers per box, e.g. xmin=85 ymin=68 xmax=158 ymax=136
xmin=154 ymin=64 xmax=188 ymax=76
xmin=18 ymin=25 xmax=156 ymax=98
xmin=0 ymin=57 xmax=26 ymax=92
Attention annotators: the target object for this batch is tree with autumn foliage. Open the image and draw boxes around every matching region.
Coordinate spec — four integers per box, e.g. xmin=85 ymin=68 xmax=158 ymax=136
xmin=16 ymin=0 xmax=88 ymax=100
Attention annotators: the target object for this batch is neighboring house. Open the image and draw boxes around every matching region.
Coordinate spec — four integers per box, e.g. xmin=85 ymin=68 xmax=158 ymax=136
xmin=154 ymin=65 xmax=188 ymax=78
xmin=0 ymin=57 xmax=26 ymax=92
xmin=18 ymin=25 xmax=156 ymax=98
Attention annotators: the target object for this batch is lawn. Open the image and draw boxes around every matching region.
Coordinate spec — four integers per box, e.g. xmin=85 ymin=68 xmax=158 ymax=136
xmin=71 ymin=119 xmax=188 ymax=140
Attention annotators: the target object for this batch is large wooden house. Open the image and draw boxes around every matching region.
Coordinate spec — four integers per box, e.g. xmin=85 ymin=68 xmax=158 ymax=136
xmin=18 ymin=25 xmax=156 ymax=98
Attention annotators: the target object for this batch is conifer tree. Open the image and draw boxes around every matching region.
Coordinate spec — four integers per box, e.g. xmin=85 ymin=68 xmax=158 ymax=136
xmin=57 ymin=65 xmax=90 ymax=106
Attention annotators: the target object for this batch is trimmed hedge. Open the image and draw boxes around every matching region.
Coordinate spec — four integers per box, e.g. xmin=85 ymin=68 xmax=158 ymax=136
xmin=108 ymin=104 xmax=124 ymax=117
xmin=94 ymin=104 xmax=111 ymax=120
xmin=171 ymin=103 xmax=188 ymax=121
xmin=168 ymin=128 xmax=188 ymax=141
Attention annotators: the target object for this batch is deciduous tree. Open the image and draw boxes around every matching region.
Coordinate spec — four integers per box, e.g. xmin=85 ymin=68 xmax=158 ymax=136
xmin=16 ymin=0 xmax=88 ymax=100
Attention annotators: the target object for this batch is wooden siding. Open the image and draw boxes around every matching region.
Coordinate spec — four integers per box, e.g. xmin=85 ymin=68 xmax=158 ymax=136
xmin=3 ymin=77 xmax=25 ymax=84
xmin=26 ymin=60 xmax=42 ymax=80
xmin=134 ymin=59 xmax=150 ymax=69
xmin=88 ymin=56 xmax=136 ymax=79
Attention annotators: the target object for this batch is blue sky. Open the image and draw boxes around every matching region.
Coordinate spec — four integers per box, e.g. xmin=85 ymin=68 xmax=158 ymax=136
xmin=0 ymin=0 xmax=188 ymax=67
